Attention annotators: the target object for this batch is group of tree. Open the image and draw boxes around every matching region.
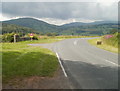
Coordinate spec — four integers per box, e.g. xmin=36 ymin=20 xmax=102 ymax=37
xmin=2 ymin=33 xmax=39 ymax=42
xmin=2 ymin=23 xmax=39 ymax=35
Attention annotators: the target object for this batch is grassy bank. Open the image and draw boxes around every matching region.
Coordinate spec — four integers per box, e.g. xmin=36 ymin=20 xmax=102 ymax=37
xmin=2 ymin=39 xmax=59 ymax=83
xmin=88 ymin=33 xmax=119 ymax=53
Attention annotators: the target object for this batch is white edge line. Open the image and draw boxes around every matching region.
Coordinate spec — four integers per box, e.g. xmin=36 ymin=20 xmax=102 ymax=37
xmin=56 ymin=52 xmax=68 ymax=77
xmin=105 ymin=59 xmax=119 ymax=66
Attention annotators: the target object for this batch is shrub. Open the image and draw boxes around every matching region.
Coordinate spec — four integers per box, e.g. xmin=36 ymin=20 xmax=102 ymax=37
xmin=20 ymin=37 xmax=31 ymax=41
xmin=2 ymin=33 xmax=20 ymax=42
xmin=32 ymin=35 xmax=38 ymax=40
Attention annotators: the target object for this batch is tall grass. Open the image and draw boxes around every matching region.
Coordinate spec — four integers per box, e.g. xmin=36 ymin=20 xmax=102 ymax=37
xmin=102 ymin=32 xmax=119 ymax=48
xmin=88 ymin=32 xmax=119 ymax=53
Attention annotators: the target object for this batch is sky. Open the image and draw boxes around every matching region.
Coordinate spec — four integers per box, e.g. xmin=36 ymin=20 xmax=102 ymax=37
xmin=1 ymin=0 xmax=119 ymax=25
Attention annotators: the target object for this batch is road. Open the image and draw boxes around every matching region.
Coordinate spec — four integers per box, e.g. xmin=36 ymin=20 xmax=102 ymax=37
xmin=30 ymin=38 xmax=118 ymax=89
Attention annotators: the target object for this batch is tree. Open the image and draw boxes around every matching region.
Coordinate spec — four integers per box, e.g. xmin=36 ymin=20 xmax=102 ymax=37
xmin=2 ymin=33 xmax=20 ymax=42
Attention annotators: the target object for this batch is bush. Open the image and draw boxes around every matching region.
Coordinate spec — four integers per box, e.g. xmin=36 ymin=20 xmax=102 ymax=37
xmin=20 ymin=37 xmax=31 ymax=41
xmin=2 ymin=33 xmax=20 ymax=42
xmin=32 ymin=35 xmax=38 ymax=40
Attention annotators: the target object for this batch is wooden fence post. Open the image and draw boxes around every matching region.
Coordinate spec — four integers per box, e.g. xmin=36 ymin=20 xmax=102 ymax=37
xmin=14 ymin=34 xmax=17 ymax=43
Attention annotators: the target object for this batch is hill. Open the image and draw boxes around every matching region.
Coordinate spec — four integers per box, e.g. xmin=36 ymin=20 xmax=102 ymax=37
xmin=3 ymin=18 xmax=59 ymax=34
xmin=2 ymin=23 xmax=39 ymax=34
xmin=62 ymin=21 xmax=117 ymax=27
xmin=60 ymin=23 xmax=118 ymax=35
xmin=3 ymin=18 xmax=118 ymax=36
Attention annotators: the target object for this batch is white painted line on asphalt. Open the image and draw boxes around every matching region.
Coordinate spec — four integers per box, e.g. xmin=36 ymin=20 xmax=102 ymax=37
xmin=56 ymin=52 xmax=68 ymax=77
xmin=74 ymin=40 xmax=77 ymax=45
xmin=104 ymin=59 xmax=119 ymax=66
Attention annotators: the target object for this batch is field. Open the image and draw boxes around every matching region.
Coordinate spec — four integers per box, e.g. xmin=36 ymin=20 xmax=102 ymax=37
xmin=2 ymin=38 xmax=63 ymax=83
xmin=88 ymin=33 xmax=119 ymax=53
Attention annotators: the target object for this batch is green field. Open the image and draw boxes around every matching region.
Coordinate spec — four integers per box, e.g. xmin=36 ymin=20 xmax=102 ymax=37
xmin=2 ymin=38 xmax=62 ymax=83
xmin=88 ymin=33 xmax=119 ymax=53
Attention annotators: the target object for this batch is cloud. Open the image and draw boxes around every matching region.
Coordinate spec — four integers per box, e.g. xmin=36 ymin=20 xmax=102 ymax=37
xmin=38 ymin=18 xmax=102 ymax=25
xmin=1 ymin=2 xmax=118 ymax=24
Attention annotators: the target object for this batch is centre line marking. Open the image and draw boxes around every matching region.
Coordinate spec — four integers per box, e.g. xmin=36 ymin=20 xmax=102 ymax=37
xmin=56 ymin=52 xmax=68 ymax=77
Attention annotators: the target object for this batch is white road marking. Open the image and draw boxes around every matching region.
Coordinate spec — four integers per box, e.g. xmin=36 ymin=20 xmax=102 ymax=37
xmin=104 ymin=59 xmax=119 ymax=66
xmin=74 ymin=40 xmax=77 ymax=45
xmin=56 ymin=52 xmax=68 ymax=77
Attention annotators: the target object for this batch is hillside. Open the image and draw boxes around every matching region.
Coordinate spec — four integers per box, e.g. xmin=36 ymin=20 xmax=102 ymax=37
xmin=2 ymin=23 xmax=39 ymax=34
xmin=3 ymin=18 xmax=118 ymax=36
xmin=60 ymin=24 xmax=118 ymax=35
xmin=62 ymin=21 xmax=117 ymax=27
xmin=3 ymin=18 xmax=59 ymax=33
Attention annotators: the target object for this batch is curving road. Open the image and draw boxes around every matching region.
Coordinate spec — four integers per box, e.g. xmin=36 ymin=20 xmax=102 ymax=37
xmin=30 ymin=38 xmax=118 ymax=89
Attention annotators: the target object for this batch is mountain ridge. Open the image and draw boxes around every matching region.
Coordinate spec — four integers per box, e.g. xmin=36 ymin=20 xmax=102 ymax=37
xmin=2 ymin=18 xmax=118 ymax=35
xmin=3 ymin=17 xmax=117 ymax=26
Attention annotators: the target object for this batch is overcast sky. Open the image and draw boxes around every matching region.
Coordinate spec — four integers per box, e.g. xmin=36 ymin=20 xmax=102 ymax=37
xmin=1 ymin=1 xmax=118 ymax=25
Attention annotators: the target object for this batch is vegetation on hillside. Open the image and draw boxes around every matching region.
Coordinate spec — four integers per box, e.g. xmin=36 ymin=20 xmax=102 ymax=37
xmin=3 ymin=18 xmax=118 ymax=36
xmin=60 ymin=24 xmax=118 ymax=35
xmin=3 ymin=18 xmax=59 ymax=34
xmin=2 ymin=23 xmax=39 ymax=35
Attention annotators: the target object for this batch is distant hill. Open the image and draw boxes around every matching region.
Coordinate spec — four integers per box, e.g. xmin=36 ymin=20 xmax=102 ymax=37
xmin=3 ymin=18 xmax=59 ymax=33
xmin=60 ymin=21 xmax=118 ymax=35
xmin=3 ymin=18 xmax=118 ymax=36
xmin=90 ymin=21 xmax=118 ymax=25
xmin=62 ymin=21 xmax=118 ymax=27
xmin=61 ymin=24 xmax=118 ymax=35
xmin=62 ymin=22 xmax=86 ymax=27
xmin=2 ymin=23 xmax=39 ymax=34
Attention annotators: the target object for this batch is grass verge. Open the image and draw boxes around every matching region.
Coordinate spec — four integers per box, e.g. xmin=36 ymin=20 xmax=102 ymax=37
xmin=2 ymin=41 xmax=59 ymax=83
xmin=88 ymin=38 xmax=118 ymax=53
